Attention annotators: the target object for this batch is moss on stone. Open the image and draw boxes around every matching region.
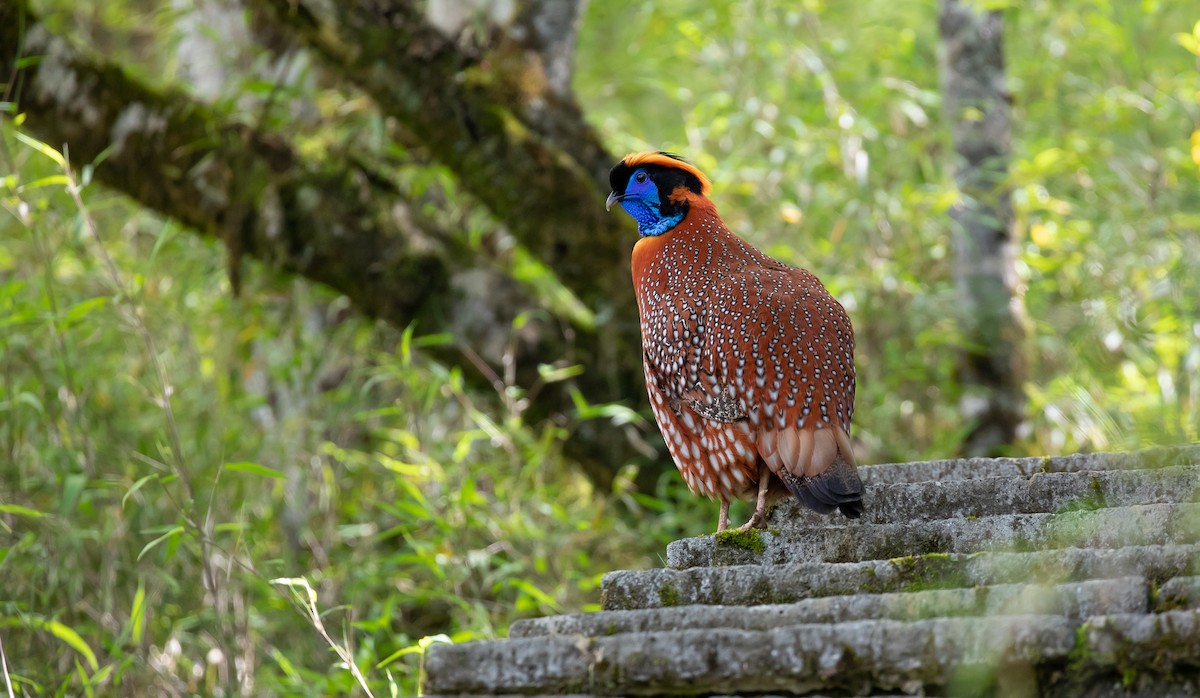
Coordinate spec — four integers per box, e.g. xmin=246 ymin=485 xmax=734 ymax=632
xmin=658 ymin=581 xmax=679 ymax=607
xmin=1058 ymin=475 xmax=1109 ymax=517
xmin=714 ymin=527 xmax=766 ymax=554
xmin=1066 ymin=621 xmax=1092 ymax=671
xmin=599 ymin=589 xmax=628 ymax=611
xmin=1150 ymin=581 xmax=1189 ymax=613
xmin=1060 ymin=612 xmax=1200 ymax=694
xmin=1009 ymin=538 xmax=1037 ymax=553
xmin=1122 ymin=667 xmax=1138 ymax=688
xmin=744 ymin=576 xmax=781 ymax=605
xmin=888 ymin=552 xmax=974 ymax=592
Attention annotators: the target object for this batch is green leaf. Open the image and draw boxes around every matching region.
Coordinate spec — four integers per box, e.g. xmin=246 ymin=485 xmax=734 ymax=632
xmin=222 ymin=461 xmax=284 ymax=479
xmin=62 ymin=297 xmax=108 ymax=325
xmin=149 ymin=221 xmax=178 ymax=262
xmin=270 ymin=648 xmax=301 ymax=680
xmin=0 ymin=503 xmax=47 ymax=518
xmin=418 ymin=633 xmax=451 ymax=649
xmin=17 ymin=617 xmax=99 ymax=671
xmin=60 ymin=473 xmax=87 ymax=515
xmin=86 ymin=662 xmax=114 ymax=689
xmin=413 ymin=332 xmax=454 ymax=348
xmin=130 ymin=579 xmax=147 ymax=645
xmin=241 ymin=78 xmax=280 ymax=95
xmin=15 ymin=131 xmax=65 ymax=166
xmin=376 ymin=634 xmax=451 ymax=668
xmin=375 ymin=644 xmax=424 ymax=668
xmin=19 ymin=174 xmax=70 ymax=191
xmin=14 ymin=392 xmax=45 ymax=414
xmin=76 ymin=660 xmax=95 ymax=698
xmin=122 ymin=474 xmax=159 ymax=509
xmin=536 ymin=363 xmax=584 ymax=384
xmin=1175 ymin=31 xmax=1200 ymax=56
xmin=137 ymin=525 xmax=184 ymax=561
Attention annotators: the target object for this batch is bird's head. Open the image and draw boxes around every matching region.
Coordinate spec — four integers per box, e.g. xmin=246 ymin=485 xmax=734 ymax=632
xmin=606 ymin=151 xmax=712 ymax=237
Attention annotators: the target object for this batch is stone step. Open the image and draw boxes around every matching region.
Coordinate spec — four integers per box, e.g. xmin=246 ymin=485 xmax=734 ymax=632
xmin=859 ymin=444 xmax=1200 ymax=486
xmin=426 ymin=614 xmax=1072 ymax=696
xmin=426 ymin=609 xmax=1200 ymax=696
xmin=667 ymin=502 xmax=1200 ymax=569
xmin=422 ymin=449 xmax=1200 ymax=697
xmin=1156 ymin=575 xmax=1200 ymax=611
xmin=602 ymin=544 xmax=1200 ymax=611
xmin=772 ymin=464 xmax=1200 ymax=527
xmin=511 ymin=576 xmax=1145 ymax=638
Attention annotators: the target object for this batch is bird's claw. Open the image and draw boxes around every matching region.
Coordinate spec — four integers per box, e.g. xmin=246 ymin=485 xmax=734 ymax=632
xmin=737 ymin=513 xmax=767 ymax=530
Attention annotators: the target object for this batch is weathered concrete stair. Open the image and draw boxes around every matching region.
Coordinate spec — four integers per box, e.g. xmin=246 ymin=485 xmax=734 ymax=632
xmin=425 ymin=446 xmax=1200 ymax=696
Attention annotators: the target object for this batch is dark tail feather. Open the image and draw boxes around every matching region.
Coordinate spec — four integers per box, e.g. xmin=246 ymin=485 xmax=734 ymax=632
xmin=779 ymin=455 xmax=864 ymax=519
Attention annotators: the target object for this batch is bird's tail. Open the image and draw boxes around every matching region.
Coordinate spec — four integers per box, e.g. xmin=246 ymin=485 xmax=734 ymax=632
xmin=779 ymin=453 xmax=864 ymax=518
xmin=775 ymin=426 xmax=864 ymax=518
xmin=760 ymin=425 xmax=865 ymax=518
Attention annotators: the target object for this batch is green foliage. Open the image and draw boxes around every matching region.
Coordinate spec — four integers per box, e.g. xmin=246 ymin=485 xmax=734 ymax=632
xmin=0 ymin=134 xmax=703 ymax=695
xmin=2 ymin=1 xmax=1199 ymax=695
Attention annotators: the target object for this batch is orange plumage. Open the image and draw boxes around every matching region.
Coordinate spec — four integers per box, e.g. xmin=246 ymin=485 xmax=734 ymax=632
xmin=608 ymin=151 xmax=863 ymax=531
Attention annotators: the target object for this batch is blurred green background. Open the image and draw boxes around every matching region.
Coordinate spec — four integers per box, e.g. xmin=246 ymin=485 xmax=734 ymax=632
xmin=1 ymin=0 xmax=1198 ymax=694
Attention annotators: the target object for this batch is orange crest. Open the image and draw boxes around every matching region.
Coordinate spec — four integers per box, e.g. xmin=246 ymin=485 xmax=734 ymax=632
xmin=620 ymin=151 xmax=712 ymax=198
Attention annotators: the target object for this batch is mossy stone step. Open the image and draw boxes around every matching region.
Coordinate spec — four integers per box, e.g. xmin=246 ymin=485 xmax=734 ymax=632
xmin=771 ymin=464 xmax=1200 ymax=527
xmin=667 ymin=502 xmax=1200 ymax=569
xmin=426 ymin=614 xmax=1077 ymax=696
xmin=602 ymin=544 xmax=1200 ymax=611
xmin=427 ymin=610 xmax=1200 ymax=697
xmin=860 ymin=445 xmax=1200 ymax=486
xmin=511 ymin=576 xmax=1144 ymax=638
xmin=1154 ymin=575 xmax=1200 ymax=612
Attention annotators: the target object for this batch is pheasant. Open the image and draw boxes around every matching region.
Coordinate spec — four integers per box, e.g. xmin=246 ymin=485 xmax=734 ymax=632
xmin=607 ymin=151 xmax=863 ymax=532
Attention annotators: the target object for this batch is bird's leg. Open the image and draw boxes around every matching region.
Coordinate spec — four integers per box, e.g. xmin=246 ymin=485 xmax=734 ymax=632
xmin=717 ymin=500 xmax=730 ymax=533
xmin=738 ymin=464 xmax=772 ymax=530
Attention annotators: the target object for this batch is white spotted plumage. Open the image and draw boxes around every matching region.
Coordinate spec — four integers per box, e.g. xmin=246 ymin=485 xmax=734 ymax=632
xmin=633 ymin=198 xmax=857 ymax=505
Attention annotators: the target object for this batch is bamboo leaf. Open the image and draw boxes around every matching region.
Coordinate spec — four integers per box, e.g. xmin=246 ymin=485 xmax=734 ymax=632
xmin=14 ymin=617 xmax=100 ymax=671
xmin=122 ymin=474 xmax=159 ymax=509
xmin=137 ymin=525 xmax=184 ymax=561
xmin=130 ymin=579 xmax=147 ymax=645
xmin=15 ymin=131 xmax=65 ymax=166
xmin=0 ymin=503 xmax=47 ymax=518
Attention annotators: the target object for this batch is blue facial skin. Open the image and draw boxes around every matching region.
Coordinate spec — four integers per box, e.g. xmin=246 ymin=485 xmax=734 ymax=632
xmin=619 ymin=170 xmax=684 ymax=237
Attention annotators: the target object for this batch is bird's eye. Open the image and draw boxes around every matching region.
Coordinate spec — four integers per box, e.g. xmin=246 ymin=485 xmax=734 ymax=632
xmin=635 ymin=172 xmax=647 ymax=183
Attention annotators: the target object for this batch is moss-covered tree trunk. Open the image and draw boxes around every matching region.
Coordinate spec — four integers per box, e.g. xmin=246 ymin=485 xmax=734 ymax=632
xmin=938 ymin=0 xmax=1028 ymax=456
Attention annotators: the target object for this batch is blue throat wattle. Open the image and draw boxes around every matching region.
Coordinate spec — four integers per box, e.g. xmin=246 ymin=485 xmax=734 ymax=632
xmin=621 ymin=199 xmax=684 ymax=237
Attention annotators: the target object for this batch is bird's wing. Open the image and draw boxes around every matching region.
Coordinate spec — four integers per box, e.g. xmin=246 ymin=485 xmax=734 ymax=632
xmin=642 ymin=328 xmax=759 ymax=501
xmin=719 ymin=260 xmax=863 ymax=516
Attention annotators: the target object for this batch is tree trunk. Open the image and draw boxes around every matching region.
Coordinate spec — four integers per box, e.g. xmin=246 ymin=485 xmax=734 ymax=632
xmin=938 ymin=0 xmax=1027 ymax=456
